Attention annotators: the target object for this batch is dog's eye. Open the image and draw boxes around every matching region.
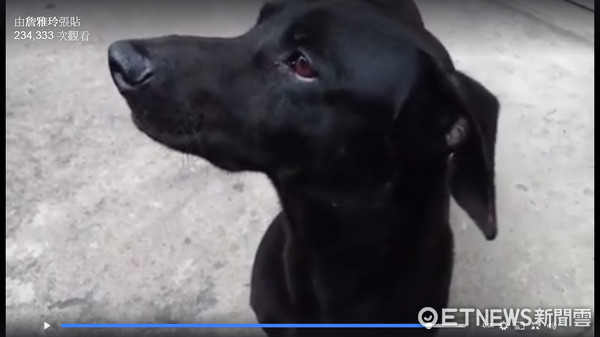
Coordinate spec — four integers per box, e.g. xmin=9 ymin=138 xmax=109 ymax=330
xmin=287 ymin=52 xmax=317 ymax=80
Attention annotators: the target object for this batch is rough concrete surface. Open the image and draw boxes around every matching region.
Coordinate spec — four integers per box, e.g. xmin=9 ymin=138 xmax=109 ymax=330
xmin=6 ymin=0 xmax=594 ymax=336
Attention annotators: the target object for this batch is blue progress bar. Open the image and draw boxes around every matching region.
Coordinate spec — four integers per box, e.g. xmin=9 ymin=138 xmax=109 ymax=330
xmin=61 ymin=323 xmax=424 ymax=329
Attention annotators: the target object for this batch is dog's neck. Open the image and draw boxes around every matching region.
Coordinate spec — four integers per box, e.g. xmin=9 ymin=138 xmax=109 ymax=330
xmin=269 ymin=156 xmax=451 ymax=255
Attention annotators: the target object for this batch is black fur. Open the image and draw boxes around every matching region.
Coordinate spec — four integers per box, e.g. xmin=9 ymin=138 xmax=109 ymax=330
xmin=108 ymin=1 xmax=500 ymax=336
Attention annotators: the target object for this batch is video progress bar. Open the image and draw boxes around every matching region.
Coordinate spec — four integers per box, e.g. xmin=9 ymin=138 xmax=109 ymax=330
xmin=61 ymin=324 xmax=424 ymax=329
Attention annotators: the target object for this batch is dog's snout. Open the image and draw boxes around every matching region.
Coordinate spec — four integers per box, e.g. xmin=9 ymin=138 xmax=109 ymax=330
xmin=108 ymin=41 xmax=154 ymax=91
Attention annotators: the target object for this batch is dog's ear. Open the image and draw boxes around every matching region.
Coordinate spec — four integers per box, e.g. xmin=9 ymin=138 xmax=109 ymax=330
xmin=442 ymin=71 xmax=500 ymax=241
xmin=400 ymin=27 xmax=500 ymax=240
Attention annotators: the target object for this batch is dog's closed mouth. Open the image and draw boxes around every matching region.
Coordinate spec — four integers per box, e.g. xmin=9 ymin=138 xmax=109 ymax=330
xmin=131 ymin=112 xmax=204 ymax=152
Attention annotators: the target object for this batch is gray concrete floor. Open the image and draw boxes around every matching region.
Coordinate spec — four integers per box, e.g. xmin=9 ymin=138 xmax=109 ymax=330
xmin=6 ymin=0 xmax=594 ymax=336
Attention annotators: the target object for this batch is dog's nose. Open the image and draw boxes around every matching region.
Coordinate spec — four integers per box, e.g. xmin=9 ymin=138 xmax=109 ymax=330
xmin=108 ymin=41 xmax=154 ymax=91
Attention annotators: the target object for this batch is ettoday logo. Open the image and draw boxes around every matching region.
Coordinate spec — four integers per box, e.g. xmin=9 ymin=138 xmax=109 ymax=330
xmin=418 ymin=307 xmax=439 ymax=329
xmin=418 ymin=307 xmax=592 ymax=331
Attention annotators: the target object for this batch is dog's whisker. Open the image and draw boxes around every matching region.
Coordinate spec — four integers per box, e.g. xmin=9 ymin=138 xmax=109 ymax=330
xmin=175 ymin=123 xmax=194 ymax=169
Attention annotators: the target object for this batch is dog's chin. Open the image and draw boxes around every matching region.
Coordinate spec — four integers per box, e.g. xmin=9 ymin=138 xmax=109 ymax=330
xmin=131 ymin=112 xmax=205 ymax=155
xmin=204 ymin=156 xmax=254 ymax=173
xmin=131 ymin=112 xmax=259 ymax=173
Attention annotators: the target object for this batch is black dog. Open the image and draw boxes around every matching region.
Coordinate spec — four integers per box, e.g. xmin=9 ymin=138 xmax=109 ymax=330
xmin=108 ymin=0 xmax=499 ymax=336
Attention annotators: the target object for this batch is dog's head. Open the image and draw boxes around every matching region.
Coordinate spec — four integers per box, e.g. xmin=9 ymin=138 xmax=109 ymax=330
xmin=109 ymin=0 xmax=500 ymax=240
